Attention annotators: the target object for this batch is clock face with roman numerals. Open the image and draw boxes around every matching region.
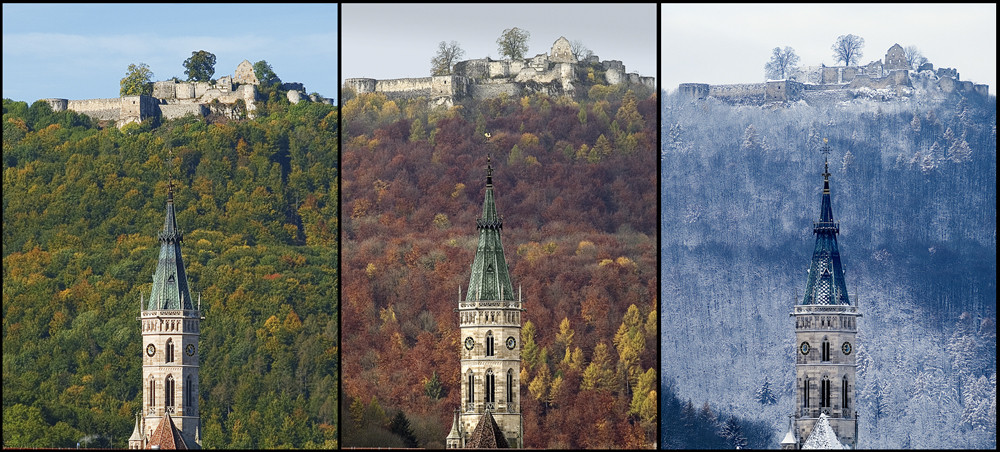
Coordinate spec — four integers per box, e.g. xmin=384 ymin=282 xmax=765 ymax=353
xmin=842 ymin=342 xmax=852 ymax=355
xmin=146 ymin=344 xmax=156 ymax=356
xmin=506 ymin=336 xmax=516 ymax=350
xmin=186 ymin=344 xmax=196 ymax=356
xmin=800 ymin=341 xmax=810 ymax=355
xmin=465 ymin=337 xmax=475 ymax=350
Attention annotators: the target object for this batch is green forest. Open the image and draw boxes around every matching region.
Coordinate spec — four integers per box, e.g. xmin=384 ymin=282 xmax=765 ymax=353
xmin=340 ymin=79 xmax=659 ymax=448
xmin=2 ymin=89 xmax=339 ymax=448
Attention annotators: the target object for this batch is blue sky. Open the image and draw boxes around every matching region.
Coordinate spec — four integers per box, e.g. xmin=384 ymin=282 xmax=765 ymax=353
xmin=2 ymin=4 xmax=338 ymax=103
xmin=662 ymin=3 xmax=996 ymax=95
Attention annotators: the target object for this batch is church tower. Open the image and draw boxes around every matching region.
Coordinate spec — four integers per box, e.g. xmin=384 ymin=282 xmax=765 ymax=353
xmin=134 ymin=181 xmax=202 ymax=449
xmin=448 ymin=157 xmax=523 ymax=448
xmin=786 ymin=148 xmax=860 ymax=449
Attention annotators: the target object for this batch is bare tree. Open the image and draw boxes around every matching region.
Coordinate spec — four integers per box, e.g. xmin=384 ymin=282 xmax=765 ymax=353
xmin=570 ymin=39 xmax=593 ymax=62
xmin=904 ymin=45 xmax=928 ymax=70
xmin=497 ymin=27 xmax=530 ymax=60
xmin=831 ymin=34 xmax=864 ymax=66
xmin=430 ymin=41 xmax=465 ymax=76
xmin=764 ymin=46 xmax=800 ymax=80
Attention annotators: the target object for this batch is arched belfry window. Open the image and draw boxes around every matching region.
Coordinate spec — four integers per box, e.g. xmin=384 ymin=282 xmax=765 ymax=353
xmin=165 ymin=375 xmax=175 ymax=408
xmin=820 ymin=376 xmax=831 ymax=408
xmin=149 ymin=377 xmax=156 ymax=407
xmin=486 ymin=331 xmax=495 ymax=357
xmin=842 ymin=376 xmax=849 ymax=410
xmin=185 ymin=376 xmax=193 ymax=407
xmin=467 ymin=371 xmax=474 ymax=407
xmin=166 ymin=339 xmax=174 ymax=363
xmin=803 ymin=378 xmax=810 ymax=408
xmin=821 ymin=338 xmax=830 ymax=362
xmin=485 ymin=369 xmax=495 ymax=405
xmin=507 ymin=369 xmax=514 ymax=407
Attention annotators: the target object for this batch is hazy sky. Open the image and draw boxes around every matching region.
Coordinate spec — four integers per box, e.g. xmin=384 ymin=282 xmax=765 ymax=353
xmin=2 ymin=4 xmax=338 ymax=103
xmin=662 ymin=3 xmax=996 ymax=95
xmin=341 ymin=3 xmax=657 ymax=84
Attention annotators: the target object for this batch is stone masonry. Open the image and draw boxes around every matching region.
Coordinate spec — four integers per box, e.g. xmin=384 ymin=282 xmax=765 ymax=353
xmin=679 ymin=43 xmax=990 ymax=105
xmin=346 ymin=36 xmax=655 ymax=107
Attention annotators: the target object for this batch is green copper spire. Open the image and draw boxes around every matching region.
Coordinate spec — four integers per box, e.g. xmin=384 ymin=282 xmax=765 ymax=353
xmin=466 ymin=156 xmax=515 ymax=302
xmin=147 ymin=181 xmax=193 ymax=310
xmin=801 ymin=148 xmax=851 ymax=306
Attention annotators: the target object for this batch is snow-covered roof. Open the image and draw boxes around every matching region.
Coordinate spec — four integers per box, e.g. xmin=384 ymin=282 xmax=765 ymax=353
xmin=781 ymin=429 xmax=797 ymax=445
xmin=802 ymin=414 xmax=846 ymax=449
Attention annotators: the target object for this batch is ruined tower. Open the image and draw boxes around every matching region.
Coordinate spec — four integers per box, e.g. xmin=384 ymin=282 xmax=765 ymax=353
xmin=130 ymin=181 xmax=202 ymax=449
xmin=784 ymin=146 xmax=861 ymax=449
xmin=447 ymin=157 xmax=523 ymax=448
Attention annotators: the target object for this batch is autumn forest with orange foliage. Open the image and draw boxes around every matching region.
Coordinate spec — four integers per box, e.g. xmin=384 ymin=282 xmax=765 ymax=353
xmin=340 ymin=81 xmax=658 ymax=448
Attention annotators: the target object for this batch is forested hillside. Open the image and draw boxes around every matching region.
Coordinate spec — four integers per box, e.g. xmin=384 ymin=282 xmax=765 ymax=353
xmin=2 ymin=93 xmax=339 ymax=448
xmin=341 ymin=84 xmax=658 ymax=448
xmin=661 ymin=90 xmax=996 ymax=448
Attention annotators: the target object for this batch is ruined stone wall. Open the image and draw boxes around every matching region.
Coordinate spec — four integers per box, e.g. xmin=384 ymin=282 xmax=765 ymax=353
xmin=120 ymin=95 xmax=158 ymax=123
xmin=678 ymin=83 xmax=710 ymax=99
xmin=374 ymin=77 xmax=434 ymax=100
xmin=468 ymin=81 xmax=522 ymax=100
xmin=42 ymin=98 xmax=68 ymax=112
xmin=765 ymin=80 xmax=803 ymax=101
xmin=708 ymin=83 xmax=767 ymax=104
xmin=454 ymin=59 xmax=490 ymax=79
xmin=66 ymin=98 xmax=125 ymax=121
xmin=160 ymin=104 xmax=206 ymax=120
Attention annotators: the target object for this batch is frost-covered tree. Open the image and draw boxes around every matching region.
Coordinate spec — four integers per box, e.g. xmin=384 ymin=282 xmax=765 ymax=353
xmin=904 ymin=45 xmax=928 ymax=70
xmin=832 ymin=34 xmax=865 ymax=66
xmin=755 ymin=380 xmax=777 ymax=405
xmin=764 ymin=46 xmax=800 ymax=80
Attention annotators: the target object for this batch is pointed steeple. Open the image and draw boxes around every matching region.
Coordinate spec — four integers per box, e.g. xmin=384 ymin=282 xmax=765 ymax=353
xmin=801 ymin=146 xmax=850 ymax=305
xmin=447 ymin=408 xmax=462 ymax=443
xmin=148 ymin=180 xmax=193 ymax=310
xmin=466 ymin=155 xmax=515 ymax=302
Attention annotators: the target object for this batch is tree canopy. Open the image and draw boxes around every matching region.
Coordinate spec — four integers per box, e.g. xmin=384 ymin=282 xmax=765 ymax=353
xmin=430 ymin=41 xmax=465 ymax=76
xmin=120 ymin=63 xmax=154 ymax=96
xmin=831 ymin=34 xmax=864 ymax=66
xmin=904 ymin=45 xmax=928 ymax=70
xmin=183 ymin=50 xmax=217 ymax=82
xmin=253 ymin=60 xmax=281 ymax=87
xmin=2 ymin=92 xmax=339 ymax=448
xmin=497 ymin=27 xmax=530 ymax=60
xmin=764 ymin=46 xmax=800 ymax=80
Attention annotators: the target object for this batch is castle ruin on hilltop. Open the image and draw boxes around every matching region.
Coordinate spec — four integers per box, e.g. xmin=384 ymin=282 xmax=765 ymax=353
xmin=345 ymin=37 xmax=655 ymax=107
xmin=679 ymin=43 xmax=990 ymax=105
xmin=41 ymin=60 xmax=332 ymax=127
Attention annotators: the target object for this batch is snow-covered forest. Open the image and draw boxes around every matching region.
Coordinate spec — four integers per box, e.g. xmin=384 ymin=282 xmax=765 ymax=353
xmin=660 ymin=89 xmax=996 ymax=449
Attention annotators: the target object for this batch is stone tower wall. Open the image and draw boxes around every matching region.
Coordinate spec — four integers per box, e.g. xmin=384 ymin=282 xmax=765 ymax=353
xmin=793 ymin=308 xmax=859 ymax=449
xmin=141 ymin=309 xmax=201 ymax=447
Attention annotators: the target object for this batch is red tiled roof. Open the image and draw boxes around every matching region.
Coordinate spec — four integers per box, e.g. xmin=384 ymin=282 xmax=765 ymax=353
xmin=146 ymin=413 xmax=188 ymax=450
xmin=466 ymin=411 xmax=509 ymax=449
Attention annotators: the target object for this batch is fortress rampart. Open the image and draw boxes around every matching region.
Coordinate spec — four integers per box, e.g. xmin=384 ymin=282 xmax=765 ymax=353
xmin=39 ymin=59 xmax=330 ymax=127
xmin=346 ymin=36 xmax=654 ymax=107
xmin=680 ymin=43 xmax=989 ymax=105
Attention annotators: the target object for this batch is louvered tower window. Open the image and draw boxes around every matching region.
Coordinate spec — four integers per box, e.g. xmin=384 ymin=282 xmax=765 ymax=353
xmin=485 ymin=369 xmax=495 ymax=404
xmin=165 ymin=375 xmax=175 ymax=407
xmin=842 ymin=376 xmax=849 ymax=410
